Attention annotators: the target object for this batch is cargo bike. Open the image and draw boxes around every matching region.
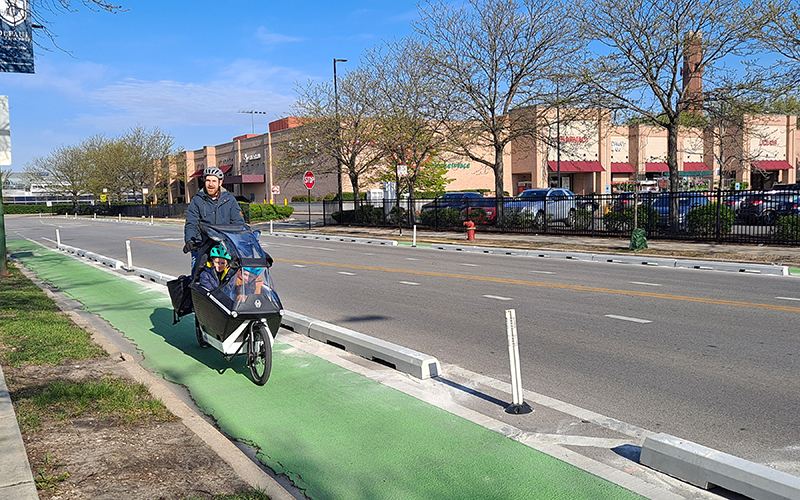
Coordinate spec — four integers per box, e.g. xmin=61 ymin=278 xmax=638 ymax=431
xmin=168 ymin=223 xmax=284 ymax=385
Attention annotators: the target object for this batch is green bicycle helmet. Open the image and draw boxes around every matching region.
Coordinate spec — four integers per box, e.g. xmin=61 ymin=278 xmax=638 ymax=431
xmin=209 ymin=244 xmax=230 ymax=260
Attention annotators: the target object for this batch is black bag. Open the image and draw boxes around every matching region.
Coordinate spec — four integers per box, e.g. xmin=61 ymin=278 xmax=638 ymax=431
xmin=167 ymin=275 xmax=194 ymax=324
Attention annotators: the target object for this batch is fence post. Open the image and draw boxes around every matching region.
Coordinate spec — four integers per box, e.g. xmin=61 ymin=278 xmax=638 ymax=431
xmin=715 ymin=188 xmax=722 ymax=244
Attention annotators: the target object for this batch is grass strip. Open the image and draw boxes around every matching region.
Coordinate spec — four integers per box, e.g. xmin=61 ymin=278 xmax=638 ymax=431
xmin=0 ymin=263 xmax=106 ymax=366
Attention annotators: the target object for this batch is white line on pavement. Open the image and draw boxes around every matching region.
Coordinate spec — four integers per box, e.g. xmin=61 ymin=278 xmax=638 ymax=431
xmin=530 ymin=270 xmax=554 ymax=274
xmin=338 ymin=271 xmax=356 ymax=276
xmin=399 ymin=281 xmax=420 ymax=286
xmin=605 ymin=314 xmax=652 ymax=324
xmin=483 ymin=295 xmax=513 ymax=301
xmin=776 ymin=296 xmax=800 ymax=301
xmin=629 ymin=281 xmax=662 ymax=287
xmin=293 ymin=265 xmax=306 ymax=268
xmin=461 ymin=263 xmax=479 ymax=267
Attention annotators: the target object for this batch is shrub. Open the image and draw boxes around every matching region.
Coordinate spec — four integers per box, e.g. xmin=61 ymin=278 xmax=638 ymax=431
xmin=686 ymin=203 xmax=736 ymax=236
xmin=291 ymin=194 xmax=315 ymax=203
xmin=250 ymin=203 xmax=294 ymax=221
xmin=419 ymin=208 xmax=463 ymax=227
xmin=570 ymin=209 xmax=592 ymax=230
xmin=775 ymin=215 xmax=800 ymax=242
xmin=386 ymin=205 xmax=410 ymax=226
xmin=331 ymin=205 xmax=385 ymax=225
xmin=603 ymin=206 xmax=658 ymax=232
xmin=465 ymin=208 xmax=489 ymax=224
xmin=499 ymin=211 xmax=538 ymax=230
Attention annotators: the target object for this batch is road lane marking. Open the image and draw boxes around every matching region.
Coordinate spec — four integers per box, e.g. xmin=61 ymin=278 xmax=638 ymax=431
xmin=605 ymin=315 xmax=652 ymax=324
xmin=461 ymin=263 xmax=479 ymax=267
xmin=530 ymin=270 xmax=554 ymax=274
xmin=629 ymin=281 xmax=662 ymax=287
xmin=483 ymin=295 xmax=513 ymax=301
xmin=776 ymin=297 xmax=800 ymax=301
xmin=293 ymin=265 xmax=307 ymax=268
xmin=399 ymin=281 xmax=420 ymax=286
xmin=338 ymin=272 xmax=356 ymax=276
xmin=406 ymin=258 xmax=419 ymax=261
xmin=276 ymin=257 xmax=800 ymax=313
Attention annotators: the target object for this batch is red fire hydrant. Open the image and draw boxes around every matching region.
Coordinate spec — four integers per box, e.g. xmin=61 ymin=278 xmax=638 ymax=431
xmin=464 ymin=220 xmax=476 ymax=241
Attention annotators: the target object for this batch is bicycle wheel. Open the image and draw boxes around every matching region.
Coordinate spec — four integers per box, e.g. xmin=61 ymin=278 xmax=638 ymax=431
xmin=248 ymin=321 xmax=272 ymax=385
xmin=195 ymin=316 xmax=210 ymax=348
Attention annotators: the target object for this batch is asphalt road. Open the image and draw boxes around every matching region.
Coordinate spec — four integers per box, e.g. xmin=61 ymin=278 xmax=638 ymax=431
xmin=7 ymin=214 xmax=800 ymax=477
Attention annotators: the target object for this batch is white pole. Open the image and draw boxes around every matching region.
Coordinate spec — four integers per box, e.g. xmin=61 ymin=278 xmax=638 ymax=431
xmin=56 ymin=229 xmax=61 ymax=246
xmin=150 ymin=215 xmax=154 ymax=225
xmin=504 ymin=309 xmax=532 ymax=414
xmin=412 ymin=225 xmax=417 ymax=247
xmin=118 ymin=214 xmax=121 ymax=222
xmin=93 ymin=213 xmax=96 ymax=219
xmin=269 ymin=219 xmax=273 ymax=235
xmin=126 ymin=240 xmax=133 ymax=270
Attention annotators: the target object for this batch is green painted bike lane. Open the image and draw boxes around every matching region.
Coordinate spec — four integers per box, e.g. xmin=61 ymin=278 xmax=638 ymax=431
xmin=9 ymin=237 xmax=644 ymax=500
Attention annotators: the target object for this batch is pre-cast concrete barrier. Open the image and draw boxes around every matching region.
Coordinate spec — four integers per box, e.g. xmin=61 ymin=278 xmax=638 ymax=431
xmin=430 ymin=243 xmax=790 ymax=276
xmin=269 ymin=232 xmax=397 ymax=246
xmin=281 ymin=311 xmax=441 ymax=380
xmin=58 ymin=244 xmax=124 ymax=270
xmin=134 ymin=268 xmax=173 ymax=286
xmin=640 ymin=433 xmax=800 ymax=500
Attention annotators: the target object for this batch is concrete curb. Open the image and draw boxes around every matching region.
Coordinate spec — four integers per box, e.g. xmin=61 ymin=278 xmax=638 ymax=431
xmin=267 ymin=231 xmax=397 ymax=246
xmin=0 ymin=363 xmax=38 ymax=500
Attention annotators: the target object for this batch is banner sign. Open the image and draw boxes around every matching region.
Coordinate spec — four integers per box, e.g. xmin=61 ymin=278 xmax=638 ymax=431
xmin=0 ymin=95 xmax=10 ymax=165
xmin=0 ymin=0 xmax=34 ymax=74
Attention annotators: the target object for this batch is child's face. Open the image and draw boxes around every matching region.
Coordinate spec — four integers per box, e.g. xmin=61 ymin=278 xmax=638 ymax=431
xmin=212 ymin=257 xmax=228 ymax=272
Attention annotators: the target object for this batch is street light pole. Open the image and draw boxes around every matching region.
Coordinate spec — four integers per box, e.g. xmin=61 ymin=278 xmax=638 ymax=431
xmin=556 ymin=80 xmax=561 ymax=188
xmin=237 ymin=110 xmax=268 ymax=135
xmin=334 ymin=58 xmax=347 ymax=218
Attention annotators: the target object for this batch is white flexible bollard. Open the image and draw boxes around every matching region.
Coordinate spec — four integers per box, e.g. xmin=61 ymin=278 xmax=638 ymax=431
xmin=505 ymin=309 xmax=532 ymax=414
xmin=56 ymin=229 xmax=61 ymax=246
xmin=126 ymin=240 xmax=133 ymax=271
xmin=118 ymin=214 xmax=121 ymax=222
xmin=270 ymin=220 xmax=273 ymax=235
xmin=150 ymin=215 xmax=153 ymax=225
xmin=412 ymin=225 xmax=417 ymax=247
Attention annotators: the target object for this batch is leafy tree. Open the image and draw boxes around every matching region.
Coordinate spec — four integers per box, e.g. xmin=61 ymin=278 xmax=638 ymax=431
xmin=414 ymin=0 xmax=578 ymax=222
xmin=573 ymin=0 xmax=777 ymax=230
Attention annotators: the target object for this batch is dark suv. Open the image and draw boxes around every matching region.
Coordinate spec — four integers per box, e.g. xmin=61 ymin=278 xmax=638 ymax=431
xmin=738 ymin=191 xmax=798 ymax=225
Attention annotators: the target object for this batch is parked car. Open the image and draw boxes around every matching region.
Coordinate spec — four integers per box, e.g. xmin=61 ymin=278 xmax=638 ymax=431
xmin=504 ymin=188 xmax=580 ymax=227
xmin=738 ymin=191 xmax=796 ymax=225
xmin=775 ymin=194 xmax=800 ymax=218
xmin=420 ymin=192 xmax=485 ymax=212
xmin=611 ymin=191 xmax=655 ymax=212
xmin=724 ymin=193 xmax=748 ymax=214
xmin=650 ymin=193 xmax=709 ymax=230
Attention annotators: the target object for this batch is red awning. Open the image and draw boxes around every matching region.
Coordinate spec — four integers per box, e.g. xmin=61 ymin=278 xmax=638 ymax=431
xmin=220 ymin=164 xmax=233 ymax=174
xmin=191 ymin=165 xmax=234 ymax=178
xmin=189 ymin=168 xmax=204 ymax=178
xmin=752 ymin=160 xmax=792 ymax=171
xmin=645 ymin=162 xmax=668 ymax=173
xmin=547 ymin=161 xmax=604 ymax=172
xmin=611 ymin=162 xmax=635 ymax=173
xmin=682 ymin=162 xmax=710 ymax=171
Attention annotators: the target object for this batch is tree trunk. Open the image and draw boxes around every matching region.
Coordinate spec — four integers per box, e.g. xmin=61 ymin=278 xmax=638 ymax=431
xmin=494 ymin=144 xmax=505 ymax=222
xmin=667 ymin=124 xmax=680 ymax=233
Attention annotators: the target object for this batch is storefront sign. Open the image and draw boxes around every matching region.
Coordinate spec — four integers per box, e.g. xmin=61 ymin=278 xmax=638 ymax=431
xmin=0 ymin=0 xmax=34 ymax=73
xmin=243 ymin=153 xmax=262 ymax=162
xmin=559 ymin=136 xmax=589 ymax=143
xmin=446 ymin=162 xmax=470 ymax=169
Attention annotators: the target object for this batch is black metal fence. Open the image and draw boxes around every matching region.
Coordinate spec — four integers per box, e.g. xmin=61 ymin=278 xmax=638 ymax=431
xmin=323 ymin=189 xmax=800 ymax=245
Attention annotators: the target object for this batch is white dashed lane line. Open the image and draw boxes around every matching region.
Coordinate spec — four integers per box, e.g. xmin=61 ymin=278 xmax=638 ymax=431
xmin=338 ymin=271 xmax=356 ymax=276
xmin=776 ymin=296 xmax=800 ymax=301
xmin=629 ymin=281 xmax=662 ymax=287
xmin=292 ymin=264 xmax=307 ymax=268
xmin=529 ymin=270 xmax=554 ymax=274
xmin=399 ymin=281 xmax=420 ymax=286
xmin=483 ymin=295 xmax=513 ymax=301
xmin=605 ymin=314 xmax=652 ymax=324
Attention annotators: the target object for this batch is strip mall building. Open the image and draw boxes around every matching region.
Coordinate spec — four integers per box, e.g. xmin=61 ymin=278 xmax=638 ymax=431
xmin=177 ymin=112 xmax=798 ymax=203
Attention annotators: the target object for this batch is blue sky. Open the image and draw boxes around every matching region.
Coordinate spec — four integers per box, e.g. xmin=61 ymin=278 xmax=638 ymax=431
xmin=1 ymin=1 xmax=419 ymax=171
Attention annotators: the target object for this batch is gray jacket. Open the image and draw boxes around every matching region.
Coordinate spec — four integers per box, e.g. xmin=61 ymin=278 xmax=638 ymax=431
xmin=184 ymin=187 xmax=245 ymax=243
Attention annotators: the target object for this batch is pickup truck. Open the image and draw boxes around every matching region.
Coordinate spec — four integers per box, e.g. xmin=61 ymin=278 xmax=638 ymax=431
xmin=504 ymin=188 xmax=581 ymax=227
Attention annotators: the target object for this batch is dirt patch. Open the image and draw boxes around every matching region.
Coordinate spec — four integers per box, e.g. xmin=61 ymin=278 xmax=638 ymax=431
xmin=6 ymin=357 xmax=254 ymax=500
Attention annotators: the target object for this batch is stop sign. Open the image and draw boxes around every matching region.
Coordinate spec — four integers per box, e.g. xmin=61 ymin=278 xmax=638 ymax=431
xmin=303 ymin=171 xmax=315 ymax=189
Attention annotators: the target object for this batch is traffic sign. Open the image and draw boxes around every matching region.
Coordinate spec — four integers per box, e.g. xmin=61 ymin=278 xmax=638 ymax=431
xmin=303 ymin=171 xmax=315 ymax=189
xmin=271 ymin=185 xmax=280 ymax=195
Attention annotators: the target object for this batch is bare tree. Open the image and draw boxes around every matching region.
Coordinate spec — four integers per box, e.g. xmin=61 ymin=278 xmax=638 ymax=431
xmin=289 ymin=69 xmax=385 ymax=204
xmin=23 ymin=143 xmax=89 ymax=207
xmin=29 ymin=1 xmax=126 ymax=50
xmin=574 ymin=0 xmax=776 ymax=230
xmin=414 ymin=0 xmax=577 ymax=221
xmin=362 ymin=37 xmax=453 ymax=202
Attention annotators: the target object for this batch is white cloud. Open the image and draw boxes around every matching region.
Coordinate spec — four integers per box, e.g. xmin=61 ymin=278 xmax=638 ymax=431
xmin=256 ymin=27 xmax=303 ymax=47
